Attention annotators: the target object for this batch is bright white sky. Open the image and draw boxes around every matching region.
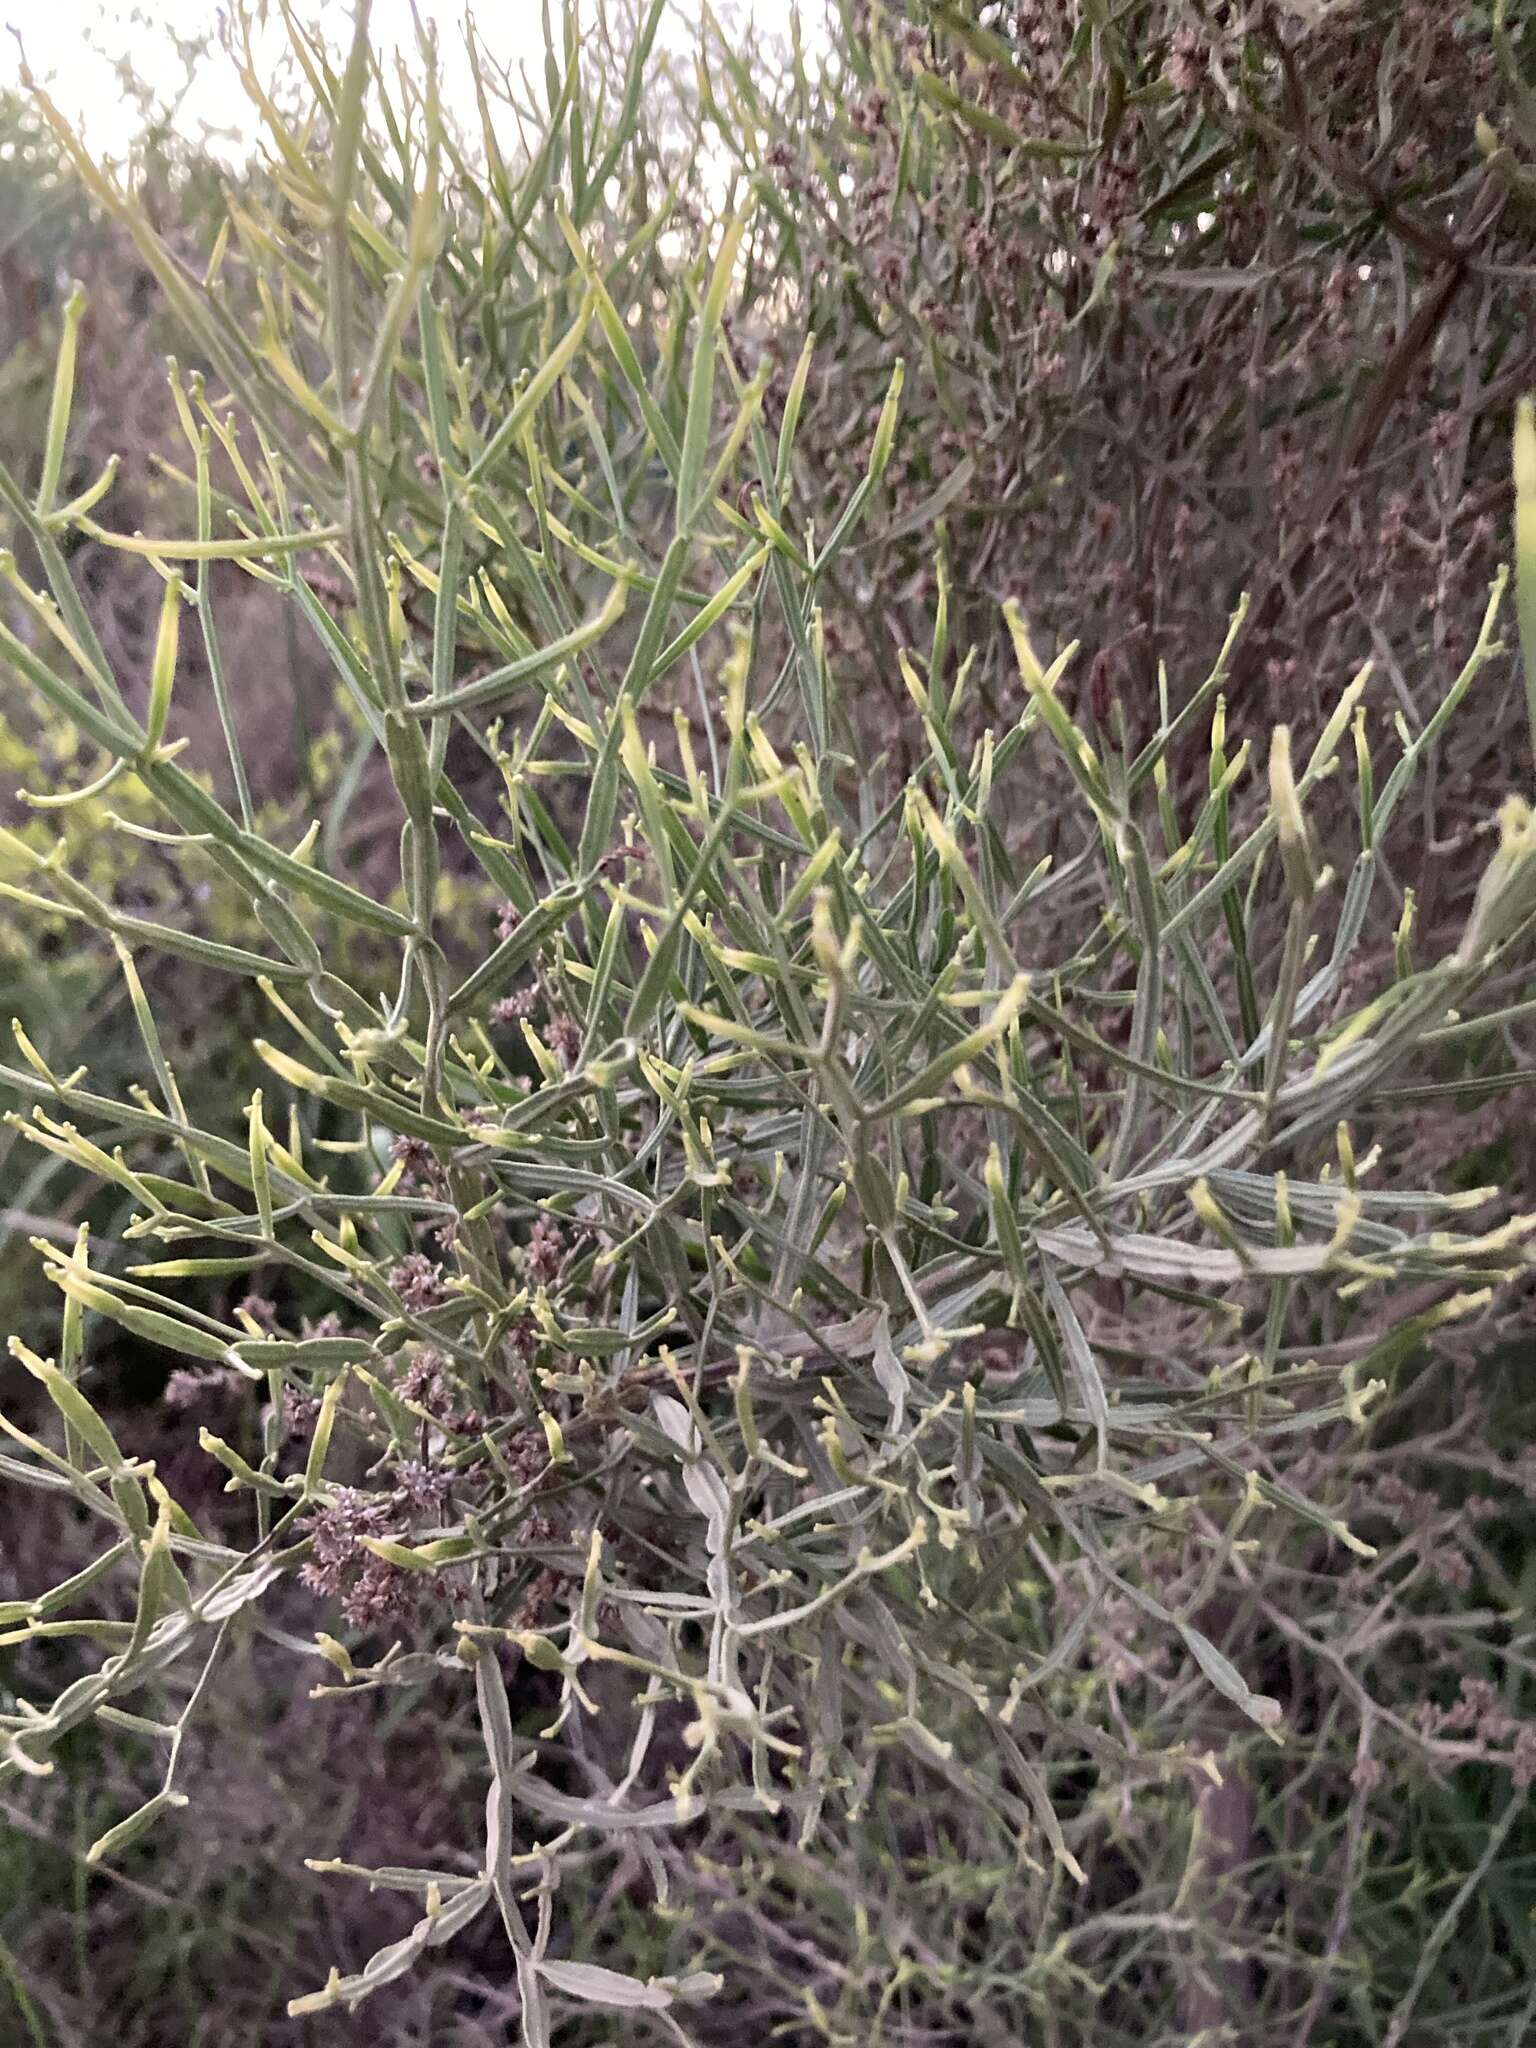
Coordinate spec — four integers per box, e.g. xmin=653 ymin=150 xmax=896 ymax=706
xmin=3 ymin=1 xmax=815 ymax=160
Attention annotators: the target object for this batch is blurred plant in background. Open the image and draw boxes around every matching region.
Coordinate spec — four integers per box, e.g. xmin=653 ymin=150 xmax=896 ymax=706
xmin=1 ymin=5 xmax=1535 ymax=2046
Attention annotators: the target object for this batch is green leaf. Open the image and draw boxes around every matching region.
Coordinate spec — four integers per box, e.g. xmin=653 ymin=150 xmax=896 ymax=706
xmin=1515 ymin=395 xmax=1536 ymax=770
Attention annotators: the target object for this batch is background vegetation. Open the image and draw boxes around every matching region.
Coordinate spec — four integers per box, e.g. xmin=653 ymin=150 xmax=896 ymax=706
xmin=2 ymin=2 xmax=1536 ymax=2043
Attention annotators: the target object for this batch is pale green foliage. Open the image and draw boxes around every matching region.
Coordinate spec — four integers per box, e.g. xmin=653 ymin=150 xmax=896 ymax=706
xmin=2 ymin=5 xmax=1535 ymax=2041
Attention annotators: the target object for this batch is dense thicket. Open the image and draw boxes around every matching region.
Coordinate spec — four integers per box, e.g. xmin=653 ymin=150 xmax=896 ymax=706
xmin=2 ymin=6 xmax=1536 ymax=2045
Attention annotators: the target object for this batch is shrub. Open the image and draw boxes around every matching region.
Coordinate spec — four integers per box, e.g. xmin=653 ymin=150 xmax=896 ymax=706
xmin=702 ymin=2 xmax=1536 ymax=869
xmin=2 ymin=5 xmax=1536 ymax=2043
